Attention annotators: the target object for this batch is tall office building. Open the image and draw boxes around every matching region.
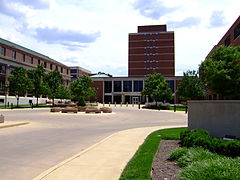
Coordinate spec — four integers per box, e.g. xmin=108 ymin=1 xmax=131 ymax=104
xmin=128 ymin=25 xmax=175 ymax=77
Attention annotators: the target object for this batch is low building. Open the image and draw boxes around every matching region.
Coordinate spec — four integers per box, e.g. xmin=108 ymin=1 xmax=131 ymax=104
xmin=0 ymin=37 xmax=71 ymax=95
xmin=69 ymin=66 xmax=91 ymax=81
xmin=91 ymin=76 xmax=182 ymax=104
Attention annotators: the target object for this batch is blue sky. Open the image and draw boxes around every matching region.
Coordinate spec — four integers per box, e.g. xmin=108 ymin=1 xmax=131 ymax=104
xmin=0 ymin=0 xmax=239 ymax=76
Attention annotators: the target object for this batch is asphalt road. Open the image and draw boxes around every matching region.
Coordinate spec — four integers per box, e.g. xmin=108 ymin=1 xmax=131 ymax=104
xmin=0 ymin=106 xmax=187 ymax=180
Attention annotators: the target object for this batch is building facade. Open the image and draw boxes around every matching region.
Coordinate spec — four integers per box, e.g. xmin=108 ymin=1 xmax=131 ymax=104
xmin=0 ymin=38 xmax=71 ymax=95
xmin=205 ymin=16 xmax=240 ymax=100
xmin=128 ymin=25 xmax=175 ymax=77
xmin=207 ymin=16 xmax=240 ymax=57
xmin=91 ymin=76 xmax=182 ymax=104
xmin=70 ymin=66 xmax=91 ymax=81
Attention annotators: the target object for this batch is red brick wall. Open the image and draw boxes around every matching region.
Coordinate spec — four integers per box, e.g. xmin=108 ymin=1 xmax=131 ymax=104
xmin=91 ymin=81 xmax=103 ymax=103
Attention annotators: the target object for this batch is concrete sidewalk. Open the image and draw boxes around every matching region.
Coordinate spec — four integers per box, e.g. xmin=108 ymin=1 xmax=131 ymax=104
xmin=33 ymin=125 xmax=186 ymax=180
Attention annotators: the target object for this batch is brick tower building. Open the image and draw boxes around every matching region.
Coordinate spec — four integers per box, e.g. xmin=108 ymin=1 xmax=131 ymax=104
xmin=128 ymin=25 xmax=175 ymax=77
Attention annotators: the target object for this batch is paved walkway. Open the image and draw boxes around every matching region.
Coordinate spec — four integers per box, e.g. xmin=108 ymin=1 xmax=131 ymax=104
xmin=33 ymin=125 xmax=186 ymax=180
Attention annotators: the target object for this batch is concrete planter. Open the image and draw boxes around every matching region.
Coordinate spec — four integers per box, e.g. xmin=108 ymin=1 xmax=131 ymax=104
xmin=188 ymin=100 xmax=240 ymax=138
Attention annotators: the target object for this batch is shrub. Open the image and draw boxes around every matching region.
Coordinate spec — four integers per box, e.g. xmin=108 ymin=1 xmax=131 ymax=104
xmin=179 ymin=157 xmax=240 ymax=180
xmin=171 ymin=147 xmax=219 ymax=167
xmin=180 ymin=129 xmax=240 ymax=157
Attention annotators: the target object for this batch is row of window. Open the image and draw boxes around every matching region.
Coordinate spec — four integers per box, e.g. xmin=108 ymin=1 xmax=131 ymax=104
xmin=104 ymin=80 xmax=175 ymax=93
xmin=0 ymin=46 xmax=69 ymax=75
xmin=144 ymin=61 xmax=159 ymax=69
xmin=224 ymin=23 xmax=240 ymax=46
xmin=104 ymin=81 xmax=144 ymax=93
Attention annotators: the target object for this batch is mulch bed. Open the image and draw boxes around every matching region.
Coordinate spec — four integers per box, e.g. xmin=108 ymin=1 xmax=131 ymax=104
xmin=151 ymin=140 xmax=181 ymax=180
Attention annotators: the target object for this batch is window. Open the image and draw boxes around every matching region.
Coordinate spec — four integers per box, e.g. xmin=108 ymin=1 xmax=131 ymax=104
xmin=55 ymin=66 xmax=58 ymax=71
xmin=224 ymin=35 xmax=231 ymax=46
xmin=234 ymin=23 xmax=240 ymax=39
xmin=104 ymin=81 xmax=112 ymax=93
xmin=123 ymin=81 xmax=132 ymax=92
xmin=67 ymin=69 xmax=69 ymax=74
xmin=50 ymin=64 xmax=52 ymax=70
xmin=0 ymin=65 xmax=6 ymax=74
xmin=156 ymin=61 xmax=159 ymax=68
xmin=38 ymin=59 xmax=41 ymax=65
xmin=149 ymin=61 xmax=152 ymax=68
xmin=144 ymin=61 xmax=146 ymax=69
xmin=1 ymin=47 xmax=6 ymax=56
xmin=71 ymin=69 xmax=77 ymax=73
xmin=134 ymin=81 xmax=143 ymax=92
xmin=61 ymin=67 xmax=63 ymax=73
xmin=166 ymin=80 xmax=174 ymax=91
xmin=30 ymin=57 xmax=33 ymax=64
xmin=22 ymin=54 xmax=25 ymax=62
xmin=114 ymin=81 xmax=122 ymax=92
xmin=12 ymin=50 xmax=16 ymax=59
xmin=44 ymin=62 xmax=47 ymax=68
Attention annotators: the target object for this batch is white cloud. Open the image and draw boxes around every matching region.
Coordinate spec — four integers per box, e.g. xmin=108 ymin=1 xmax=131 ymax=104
xmin=0 ymin=0 xmax=239 ymax=76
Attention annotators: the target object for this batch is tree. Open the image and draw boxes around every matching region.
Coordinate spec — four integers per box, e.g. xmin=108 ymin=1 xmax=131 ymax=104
xmin=177 ymin=70 xmax=206 ymax=100
xmin=141 ymin=73 xmax=173 ymax=103
xmin=70 ymin=75 xmax=95 ymax=106
xmin=28 ymin=65 xmax=47 ymax=106
xmin=56 ymin=84 xmax=71 ymax=102
xmin=8 ymin=67 xmax=30 ymax=107
xmin=45 ymin=70 xmax=63 ymax=106
xmin=200 ymin=46 xmax=240 ymax=99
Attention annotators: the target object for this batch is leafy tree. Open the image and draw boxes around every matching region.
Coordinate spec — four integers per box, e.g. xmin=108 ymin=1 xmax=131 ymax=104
xmin=45 ymin=70 xmax=63 ymax=106
xmin=56 ymin=84 xmax=71 ymax=103
xmin=8 ymin=67 xmax=30 ymax=107
xmin=200 ymin=46 xmax=240 ymax=99
xmin=27 ymin=65 xmax=48 ymax=106
xmin=70 ymin=75 xmax=95 ymax=106
xmin=177 ymin=70 xmax=206 ymax=100
xmin=141 ymin=73 xmax=173 ymax=103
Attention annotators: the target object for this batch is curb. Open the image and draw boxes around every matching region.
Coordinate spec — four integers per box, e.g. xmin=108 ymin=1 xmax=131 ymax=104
xmin=0 ymin=122 xmax=29 ymax=129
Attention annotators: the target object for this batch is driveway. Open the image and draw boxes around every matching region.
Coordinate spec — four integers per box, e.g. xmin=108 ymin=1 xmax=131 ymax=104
xmin=0 ymin=106 xmax=187 ymax=180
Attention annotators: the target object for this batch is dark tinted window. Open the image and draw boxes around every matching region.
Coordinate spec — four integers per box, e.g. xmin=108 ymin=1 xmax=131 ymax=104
xmin=234 ymin=23 xmax=240 ymax=39
xmin=71 ymin=69 xmax=77 ymax=73
xmin=166 ymin=80 xmax=174 ymax=91
xmin=134 ymin=81 xmax=143 ymax=92
xmin=104 ymin=81 xmax=112 ymax=93
xmin=123 ymin=81 xmax=132 ymax=92
xmin=114 ymin=81 xmax=122 ymax=92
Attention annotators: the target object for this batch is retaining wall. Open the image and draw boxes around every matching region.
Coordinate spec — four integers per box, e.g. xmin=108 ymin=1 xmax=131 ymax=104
xmin=188 ymin=100 xmax=240 ymax=138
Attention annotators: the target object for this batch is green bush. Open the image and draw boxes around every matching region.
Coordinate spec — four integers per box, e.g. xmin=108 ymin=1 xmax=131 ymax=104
xmin=180 ymin=129 xmax=240 ymax=157
xmin=170 ymin=147 xmax=219 ymax=167
xmin=179 ymin=157 xmax=240 ymax=180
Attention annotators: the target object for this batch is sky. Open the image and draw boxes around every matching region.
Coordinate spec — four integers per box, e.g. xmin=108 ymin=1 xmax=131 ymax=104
xmin=0 ymin=0 xmax=239 ymax=76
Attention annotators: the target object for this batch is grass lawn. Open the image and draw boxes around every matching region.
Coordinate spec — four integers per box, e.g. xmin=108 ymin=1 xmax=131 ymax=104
xmin=119 ymin=127 xmax=187 ymax=180
xmin=169 ymin=106 xmax=187 ymax=112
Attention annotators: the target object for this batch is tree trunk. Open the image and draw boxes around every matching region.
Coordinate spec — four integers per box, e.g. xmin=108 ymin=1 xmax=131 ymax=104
xmin=17 ymin=96 xmax=19 ymax=107
xmin=36 ymin=97 xmax=39 ymax=107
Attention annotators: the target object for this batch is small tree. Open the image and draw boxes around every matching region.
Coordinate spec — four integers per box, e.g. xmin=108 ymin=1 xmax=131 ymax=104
xmin=200 ymin=46 xmax=240 ymax=99
xmin=8 ymin=67 xmax=30 ymax=107
xmin=28 ymin=65 xmax=47 ymax=106
xmin=177 ymin=70 xmax=206 ymax=100
xmin=45 ymin=70 xmax=63 ymax=106
xmin=56 ymin=84 xmax=71 ymax=103
xmin=141 ymin=73 xmax=173 ymax=103
xmin=70 ymin=75 xmax=95 ymax=106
